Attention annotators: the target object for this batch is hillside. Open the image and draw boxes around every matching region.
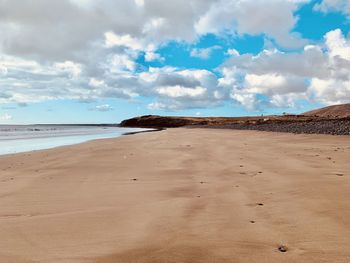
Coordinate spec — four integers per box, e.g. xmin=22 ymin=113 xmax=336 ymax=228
xmin=304 ymin=103 xmax=350 ymax=118
xmin=119 ymin=114 xmax=309 ymax=128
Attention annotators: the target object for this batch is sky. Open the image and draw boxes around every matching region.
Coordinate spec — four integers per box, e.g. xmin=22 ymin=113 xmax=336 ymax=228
xmin=0 ymin=0 xmax=350 ymax=124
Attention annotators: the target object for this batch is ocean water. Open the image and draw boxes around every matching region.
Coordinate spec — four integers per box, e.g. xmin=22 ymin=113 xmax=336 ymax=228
xmin=0 ymin=125 xmax=152 ymax=155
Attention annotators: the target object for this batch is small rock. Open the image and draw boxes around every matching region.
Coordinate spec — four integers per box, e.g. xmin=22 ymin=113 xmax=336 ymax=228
xmin=278 ymin=245 xmax=288 ymax=253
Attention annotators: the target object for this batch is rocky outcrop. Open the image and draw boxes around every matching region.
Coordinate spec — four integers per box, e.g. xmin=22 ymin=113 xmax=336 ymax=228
xmin=120 ymin=115 xmax=199 ymax=128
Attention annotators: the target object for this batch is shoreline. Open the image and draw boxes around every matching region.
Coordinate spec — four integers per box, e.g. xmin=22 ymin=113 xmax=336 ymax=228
xmin=1 ymin=127 xmax=347 ymax=159
xmin=0 ymin=127 xmax=156 ymax=157
xmin=1 ymin=128 xmax=350 ymax=262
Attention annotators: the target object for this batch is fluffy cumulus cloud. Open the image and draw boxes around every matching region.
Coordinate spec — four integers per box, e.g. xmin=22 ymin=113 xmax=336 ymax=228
xmin=221 ymin=29 xmax=350 ymax=109
xmin=0 ymin=0 xmax=350 ymax=113
xmin=141 ymin=68 xmax=225 ymax=110
xmin=195 ymin=0 xmax=309 ymax=48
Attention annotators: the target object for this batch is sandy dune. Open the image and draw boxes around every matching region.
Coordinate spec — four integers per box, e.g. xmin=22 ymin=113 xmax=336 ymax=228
xmin=0 ymin=128 xmax=350 ymax=262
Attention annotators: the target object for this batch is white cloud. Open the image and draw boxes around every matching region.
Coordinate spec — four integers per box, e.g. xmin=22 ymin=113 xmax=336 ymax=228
xmin=0 ymin=113 xmax=12 ymax=121
xmin=244 ymin=73 xmax=307 ymax=96
xmin=134 ymin=0 xmax=144 ymax=8
xmin=190 ymin=46 xmax=221 ymax=59
xmin=309 ymin=78 xmax=350 ymax=105
xmin=94 ymin=104 xmax=113 ymax=112
xmin=195 ymin=0 xmax=309 ymax=48
xmin=54 ymin=61 xmax=82 ymax=78
xmin=143 ymin=68 xmax=224 ymax=110
xmin=220 ymin=29 xmax=350 ymax=109
xmin=231 ymin=92 xmax=259 ymax=111
xmin=144 ymin=44 xmax=164 ymax=62
xmin=144 ymin=51 xmax=163 ymax=62
xmin=0 ymin=0 xmax=310 ymax=62
xmin=227 ymin=48 xmax=240 ymax=56
xmin=104 ymin=32 xmax=144 ymax=51
xmin=157 ymin=86 xmax=206 ymax=98
xmin=325 ymin=29 xmax=350 ymax=60
xmin=109 ymin=54 xmax=137 ymax=72
xmin=314 ymin=0 xmax=350 ymax=17
xmin=270 ymin=93 xmax=306 ymax=108
xmin=89 ymin=78 xmax=105 ymax=88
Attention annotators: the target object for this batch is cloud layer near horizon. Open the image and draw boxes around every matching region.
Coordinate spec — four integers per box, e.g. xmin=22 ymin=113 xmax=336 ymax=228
xmin=0 ymin=0 xmax=350 ymax=112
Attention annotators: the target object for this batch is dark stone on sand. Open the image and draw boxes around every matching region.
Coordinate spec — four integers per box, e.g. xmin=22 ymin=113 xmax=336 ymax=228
xmin=257 ymin=203 xmax=264 ymax=206
xmin=278 ymin=245 xmax=288 ymax=253
xmin=250 ymin=220 xmax=255 ymax=224
xmin=131 ymin=178 xmax=138 ymax=181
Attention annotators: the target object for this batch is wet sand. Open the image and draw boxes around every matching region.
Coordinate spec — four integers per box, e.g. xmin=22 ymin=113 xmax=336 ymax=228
xmin=0 ymin=128 xmax=350 ymax=262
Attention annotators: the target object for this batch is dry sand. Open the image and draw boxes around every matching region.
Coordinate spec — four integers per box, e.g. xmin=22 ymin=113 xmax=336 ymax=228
xmin=0 ymin=128 xmax=350 ymax=263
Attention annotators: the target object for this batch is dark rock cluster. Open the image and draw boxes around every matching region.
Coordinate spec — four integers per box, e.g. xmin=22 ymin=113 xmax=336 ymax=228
xmin=205 ymin=119 xmax=350 ymax=136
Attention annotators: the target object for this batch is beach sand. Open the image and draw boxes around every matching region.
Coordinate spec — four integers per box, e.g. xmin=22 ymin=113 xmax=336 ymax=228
xmin=1 ymin=128 xmax=350 ymax=263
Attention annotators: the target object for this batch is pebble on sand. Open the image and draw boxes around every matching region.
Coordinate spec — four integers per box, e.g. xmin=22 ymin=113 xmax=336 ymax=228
xmin=278 ymin=245 xmax=288 ymax=253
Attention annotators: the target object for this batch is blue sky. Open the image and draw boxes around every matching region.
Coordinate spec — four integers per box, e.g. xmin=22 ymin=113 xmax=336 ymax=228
xmin=0 ymin=0 xmax=350 ymax=124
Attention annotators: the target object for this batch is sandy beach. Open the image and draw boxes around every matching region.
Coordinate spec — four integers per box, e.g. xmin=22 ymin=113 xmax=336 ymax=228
xmin=1 ymin=128 xmax=350 ymax=263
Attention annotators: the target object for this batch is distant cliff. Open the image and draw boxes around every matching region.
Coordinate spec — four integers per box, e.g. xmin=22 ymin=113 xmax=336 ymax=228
xmin=120 ymin=115 xmax=199 ymax=128
xmin=120 ymin=114 xmax=308 ymax=128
